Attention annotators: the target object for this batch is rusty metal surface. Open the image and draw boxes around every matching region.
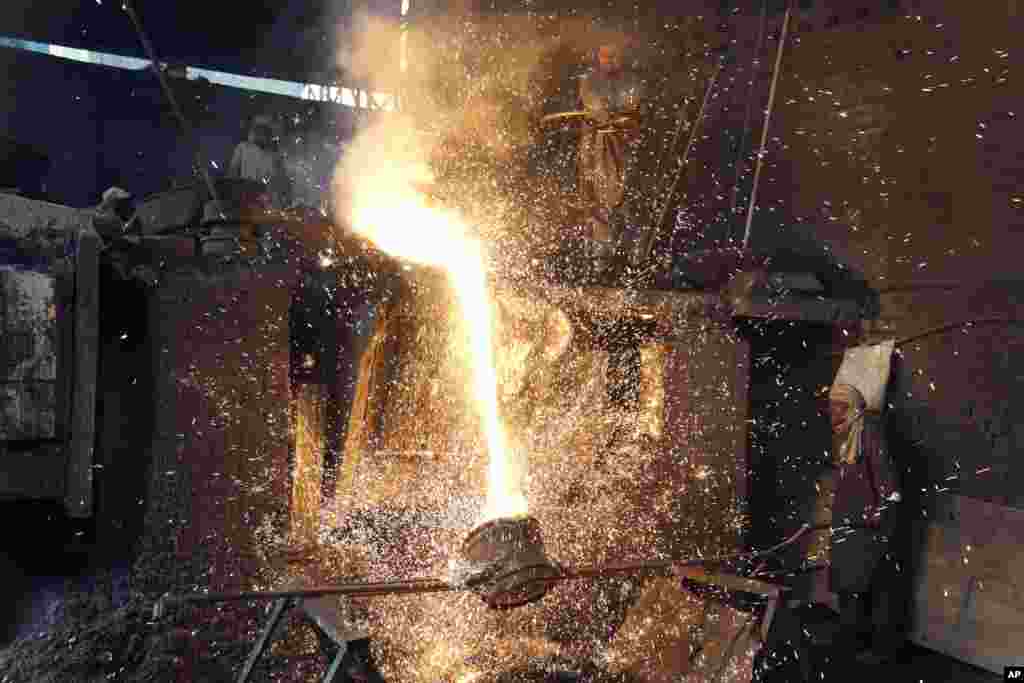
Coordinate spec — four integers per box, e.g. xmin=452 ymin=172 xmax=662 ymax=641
xmin=460 ymin=516 xmax=559 ymax=609
xmin=0 ymin=194 xmax=86 ymax=443
xmin=0 ymin=269 xmax=58 ymax=439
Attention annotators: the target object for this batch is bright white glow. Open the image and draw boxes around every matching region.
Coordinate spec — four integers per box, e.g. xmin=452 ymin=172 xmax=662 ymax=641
xmin=0 ymin=35 xmax=393 ymax=110
xmin=335 ymin=120 xmax=528 ymax=522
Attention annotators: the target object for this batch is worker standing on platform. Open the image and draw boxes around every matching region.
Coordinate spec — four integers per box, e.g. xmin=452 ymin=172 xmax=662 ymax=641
xmin=577 ymin=42 xmax=645 ymax=278
xmin=229 ymin=115 xmax=291 ymax=209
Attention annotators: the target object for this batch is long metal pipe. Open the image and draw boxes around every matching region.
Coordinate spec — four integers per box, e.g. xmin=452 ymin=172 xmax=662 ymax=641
xmin=637 ymin=55 xmax=726 ymax=267
xmin=123 ymin=1 xmax=225 ymax=218
xmin=741 ymin=1 xmax=795 ymax=250
xmin=728 ymin=0 xmax=771 ymax=222
xmin=153 ymin=557 xmax=731 ymax=614
xmin=155 ymin=523 xmax=835 ymax=615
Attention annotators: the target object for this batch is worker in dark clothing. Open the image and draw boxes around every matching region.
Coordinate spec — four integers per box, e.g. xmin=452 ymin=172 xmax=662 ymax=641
xmin=577 ymin=43 xmax=645 ymax=277
xmin=825 ymin=382 xmax=907 ymax=663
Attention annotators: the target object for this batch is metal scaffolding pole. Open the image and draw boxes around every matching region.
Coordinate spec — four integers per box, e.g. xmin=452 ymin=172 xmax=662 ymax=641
xmin=741 ymin=0 xmax=795 ymax=251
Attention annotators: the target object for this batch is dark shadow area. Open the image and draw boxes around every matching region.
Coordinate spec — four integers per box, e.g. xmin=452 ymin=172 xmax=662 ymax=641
xmin=0 ymin=137 xmax=49 ymax=200
xmin=753 ymin=602 xmax=1001 ymax=682
xmin=290 ymin=268 xmax=384 ymax=507
xmin=92 ymin=264 xmax=156 ymax=563
xmin=746 ymin=220 xmax=877 ymax=307
xmin=291 ymin=270 xmax=343 ymax=499
xmin=0 ymin=500 xmax=93 ymax=645
xmin=0 ymin=266 xmax=156 ymax=646
xmin=741 ymin=319 xmax=838 ymax=554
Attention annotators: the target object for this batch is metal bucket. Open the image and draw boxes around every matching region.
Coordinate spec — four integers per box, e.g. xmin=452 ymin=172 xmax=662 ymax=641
xmin=460 ymin=516 xmax=559 ymax=609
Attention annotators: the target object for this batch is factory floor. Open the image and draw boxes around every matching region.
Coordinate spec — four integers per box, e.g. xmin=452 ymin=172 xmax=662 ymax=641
xmin=854 ymin=644 xmax=1000 ymax=682
xmin=789 ymin=602 xmax=1002 ymax=682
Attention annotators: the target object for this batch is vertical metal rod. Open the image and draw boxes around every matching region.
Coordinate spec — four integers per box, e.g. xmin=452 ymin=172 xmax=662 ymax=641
xmin=653 ymin=90 xmax=692 ymax=207
xmin=123 ymin=1 xmax=225 ymax=217
xmin=728 ymin=0 xmax=770 ymax=221
xmin=638 ymin=56 xmax=725 ymax=265
xmin=741 ymin=1 xmax=794 ymax=250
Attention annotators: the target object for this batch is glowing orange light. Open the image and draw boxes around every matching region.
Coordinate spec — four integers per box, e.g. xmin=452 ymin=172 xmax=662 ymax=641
xmin=334 ymin=119 xmax=526 ymax=522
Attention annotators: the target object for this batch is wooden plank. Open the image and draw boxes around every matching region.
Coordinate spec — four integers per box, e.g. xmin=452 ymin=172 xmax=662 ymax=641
xmin=0 ymin=445 xmax=65 ymax=500
xmin=65 ymin=228 xmax=100 ymax=518
xmin=909 ymin=495 xmax=1024 ymax=673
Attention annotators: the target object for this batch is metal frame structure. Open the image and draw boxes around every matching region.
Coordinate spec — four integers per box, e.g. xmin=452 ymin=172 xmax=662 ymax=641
xmin=234 ymin=595 xmax=357 ymax=683
xmin=154 ymin=524 xmax=835 ymax=681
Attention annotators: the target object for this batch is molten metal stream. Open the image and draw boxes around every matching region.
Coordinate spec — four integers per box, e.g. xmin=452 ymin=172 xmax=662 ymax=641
xmin=449 ymin=258 xmax=527 ymax=521
xmin=335 ymin=122 xmax=526 ymax=522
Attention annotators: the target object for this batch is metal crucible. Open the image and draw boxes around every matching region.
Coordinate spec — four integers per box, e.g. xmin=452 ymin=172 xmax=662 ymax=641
xmin=460 ymin=515 xmax=559 ymax=609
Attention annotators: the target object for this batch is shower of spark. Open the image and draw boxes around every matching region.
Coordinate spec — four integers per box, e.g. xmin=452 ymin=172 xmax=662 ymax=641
xmin=333 ymin=119 xmax=527 ymax=522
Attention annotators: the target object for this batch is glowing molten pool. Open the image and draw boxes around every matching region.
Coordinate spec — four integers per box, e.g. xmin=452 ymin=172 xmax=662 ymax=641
xmin=334 ymin=120 xmax=527 ymax=522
